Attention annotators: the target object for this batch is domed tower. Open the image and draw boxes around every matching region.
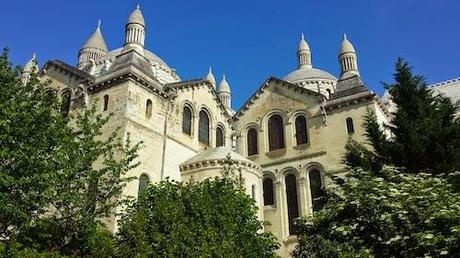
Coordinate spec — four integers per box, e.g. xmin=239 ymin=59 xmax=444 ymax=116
xmin=297 ymin=33 xmax=312 ymax=69
xmin=218 ymin=74 xmax=232 ymax=110
xmin=77 ymin=20 xmax=108 ymax=69
xmin=22 ymin=53 xmax=39 ymax=84
xmin=124 ymin=4 xmax=146 ymax=53
xmin=206 ymin=66 xmax=216 ymax=88
xmin=338 ymin=34 xmax=360 ymax=79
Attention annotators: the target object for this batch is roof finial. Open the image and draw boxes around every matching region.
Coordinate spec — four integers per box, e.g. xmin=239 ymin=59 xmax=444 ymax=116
xmin=97 ymin=19 xmax=101 ymax=29
xmin=343 ymin=33 xmax=347 ymax=40
xmin=32 ymin=52 xmax=36 ymax=60
xmin=209 ymin=66 xmax=212 ymax=73
xmin=136 ymin=3 xmax=140 ymax=10
xmin=301 ymin=33 xmax=305 ymax=40
xmin=223 ymin=74 xmax=226 ymax=80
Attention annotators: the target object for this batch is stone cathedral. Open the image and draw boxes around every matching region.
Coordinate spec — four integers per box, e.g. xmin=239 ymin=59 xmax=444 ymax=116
xmin=21 ymin=5 xmax=458 ymax=257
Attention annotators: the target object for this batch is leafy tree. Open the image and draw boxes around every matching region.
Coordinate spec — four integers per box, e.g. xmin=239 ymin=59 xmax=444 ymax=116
xmin=293 ymin=167 xmax=460 ymax=258
xmin=346 ymin=58 xmax=460 ymax=174
xmin=0 ymin=49 xmax=141 ymax=257
xmin=117 ymin=157 xmax=279 ymax=258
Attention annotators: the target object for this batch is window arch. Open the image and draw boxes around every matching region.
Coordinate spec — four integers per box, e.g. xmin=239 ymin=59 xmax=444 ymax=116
xmin=263 ymin=177 xmax=274 ymax=206
xmin=309 ymin=169 xmax=326 ymax=212
xmin=346 ymin=117 xmax=354 ymax=134
xmin=251 ymin=184 xmax=256 ymax=200
xmin=326 ymin=88 xmax=332 ymax=99
xmin=268 ymin=114 xmax=285 ymax=151
xmin=216 ymin=126 xmax=225 ymax=147
xmin=285 ymin=173 xmax=299 ymax=235
xmin=199 ymin=110 xmax=210 ymax=145
xmin=103 ymin=94 xmax=109 ymax=111
xmin=247 ymin=128 xmax=258 ymax=156
xmin=61 ymin=90 xmax=71 ymax=117
xmin=182 ymin=106 xmax=192 ymax=135
xmin=295 ymin=115 xmax=308 ymax=145
xmin=145 ymin=99 xmax=153 ymax=118
xmin=138 ymin=174 xmax=150 ymax=195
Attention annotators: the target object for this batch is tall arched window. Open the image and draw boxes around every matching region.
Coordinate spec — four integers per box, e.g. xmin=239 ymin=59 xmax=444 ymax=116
xmin=182 ymin=106 xmax=192 ymax=135
xmin=309 ymin=169 xmax=326 ymax=212
xmin=138 ymin=174 xmax=150 ymax=195
xmin=145 ymin=99 xmax=153 ymax=118
xmin=346 ymin=117 xmax=354 ymax=134
xmin=61 ymin=91 xmax=71 ymax=117
xmin=103 ymin=95 xmax=109 ymax=111
xmin=268 ymin=115 xmax=285 ymax=151
xmin=199 ymin=110 xmax=210 ymax=145
xmin=285 ymin=174 xmax=299 ymax=235
xmin=247 ymin=128 xmax=258 ymax=156
xmin=251 ymin=184 xmax=256 ymax=200
xmin=216 ymin=126 xmax=225 ymax=147
xmin=295 ymin=115 xmax=308 ymax=145
xmin=263 ymin=177 xmax=274 ymax=206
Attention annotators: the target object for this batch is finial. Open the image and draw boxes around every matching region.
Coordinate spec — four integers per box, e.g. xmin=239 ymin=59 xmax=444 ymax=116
xmin=301 ymin=33 xmax=305 ymax=40
xmin=223 ymin=74 xmax=226 ymax=80
xmin=209 ymin=66 xmax=212 ymax=73
xmin=343 ymin=33 xmax=347 ymax=40
xmin=97 ymin=19 xmax=101 ymax=29
xmin=136 ymin=3 xmax=140 ymax=10
xmin=32 ymin=53 xmax=36 ymax=60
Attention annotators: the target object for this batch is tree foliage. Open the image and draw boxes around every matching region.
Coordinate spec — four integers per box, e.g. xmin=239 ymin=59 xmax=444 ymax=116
xmin=117 ymin=158 xmax=279 ymax=258
xmin=0 ymin=49 xmax=141 ymax=257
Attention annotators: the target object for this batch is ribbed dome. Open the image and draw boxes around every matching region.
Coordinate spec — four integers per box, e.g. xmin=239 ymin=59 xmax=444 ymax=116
xmin=218 ymin=75 xmax=231 ymax=93
xmin=181 ymin=146 xmax=257 ymax=167
xmin=82 ymin=23 xmax=108 ymax=52
xmin=128 ymin=4 xmax=145 ymax=26
xmin=339 ymin=34 xmax=355 ymax=54
xmin=283 ymin=67 xmax=337 ymax=84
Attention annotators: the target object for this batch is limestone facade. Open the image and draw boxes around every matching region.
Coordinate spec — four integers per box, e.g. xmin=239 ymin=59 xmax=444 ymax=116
xmin=27 ymin=4 xmax=402 ymax=257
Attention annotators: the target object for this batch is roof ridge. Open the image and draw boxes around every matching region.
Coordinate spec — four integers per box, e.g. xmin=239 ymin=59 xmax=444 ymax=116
xmin=430 ymin=76 xmax=460 ymax=88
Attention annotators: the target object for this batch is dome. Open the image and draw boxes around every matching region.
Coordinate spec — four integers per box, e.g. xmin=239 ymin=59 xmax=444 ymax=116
xmin=181 ymin=146 xmax=258 ymax=168
xmin=283 ymin=67 xmax=337 ymax=84
xmin=82 ymin=23 xmax=108 ymax=52
xmin=218 ymin=75 xmax=231 ymax=93
xmin=128 ymin=4 xmax=145 ymax=26
xmin=339 ymin=34 xmax=355 ymax=54
xmin=24 ymin=53 xmax=38 ymax=73
xmin=206 ymin=66 xmax=216 ymax=87
xmin=298 ymin=33 xmax=310 ymax=51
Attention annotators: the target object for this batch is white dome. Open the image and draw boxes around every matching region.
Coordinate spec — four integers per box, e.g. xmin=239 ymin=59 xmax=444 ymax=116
xmin=128 ymin=4 xmax=145 ymax=26
xmin=24 ymin=53 xmax=38 ymax=73
xmin=283 ymin=67 xmax=337 ymax=84
xmin=339 ymin=34 xmax=355 ymax=54
xmin=218 ymin=75 xmax=231 ymax=93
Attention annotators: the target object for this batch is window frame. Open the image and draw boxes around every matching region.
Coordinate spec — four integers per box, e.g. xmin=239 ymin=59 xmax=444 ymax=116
xmin=247 ymin=127 xmax=259 ymax=156
xmin=268 ymin=114 xmax=285 ymax=151
xmin=182 ymin=105 xmax=193 ymax=136
xmin=198 ymin=109 xmax=210 ymax=145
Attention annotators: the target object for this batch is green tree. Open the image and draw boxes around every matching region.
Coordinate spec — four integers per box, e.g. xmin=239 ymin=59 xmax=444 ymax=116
xmin=346 ymin=58 xmax=460 ymax=174
xmin=0 ymin=49 xmax=141 ymax=257
xmin=117 ymin=157 xmax=279 ymax=258
xmin=293 ymin=167 xmax=460 ymax=258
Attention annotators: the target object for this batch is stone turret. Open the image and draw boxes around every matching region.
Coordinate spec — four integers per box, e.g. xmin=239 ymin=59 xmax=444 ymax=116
xmin=123 ymin=4 xmax=146 ymax=53
xmin=77 ymin=20 xmax=108 ymax=69
xmin=338 ymin=33 xmax=360 ymax=79
xmin=218 ymin=74 xmax=232 ymax=110
xmin=297 ymin=33 xmax=312 ymax=69
xmin=206 ymin=66 xmax=216 ymax=88
xmin=22 ymin=53 xmax=39 ymax=84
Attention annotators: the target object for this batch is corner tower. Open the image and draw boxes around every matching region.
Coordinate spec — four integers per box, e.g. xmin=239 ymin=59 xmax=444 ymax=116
xmin=338 ymin=34 xmax=359 ymax=79
xmin=297 ymin=33 xmax=312 ymax=69
xmin=77 ymin=20 xmax=108 ymax=69
xmin=124 ymin=4 xmax=146 ymax=53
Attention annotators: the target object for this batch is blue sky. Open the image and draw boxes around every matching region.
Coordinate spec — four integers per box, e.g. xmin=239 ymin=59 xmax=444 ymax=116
xmin=1 ymin=0 xmax=459 ymax=109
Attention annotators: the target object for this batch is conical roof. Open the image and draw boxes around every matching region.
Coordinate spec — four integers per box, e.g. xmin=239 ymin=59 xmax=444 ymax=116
xmin=206 ymin=66 xmax=216 ymax=87
xmin=24 ymin=53 xmax=38 ymax=73
xmin=218 ymin=74 xmax=231 ymax=93
xmin=128 ymin=4 xmax=145 ymax=26
xmin=339 ymin=33 xmax=355 ymax=54
xmin=298 ymin=33 xmax=310 ymax=51
xmin=82 ymin=21 xmax=108 ymax=52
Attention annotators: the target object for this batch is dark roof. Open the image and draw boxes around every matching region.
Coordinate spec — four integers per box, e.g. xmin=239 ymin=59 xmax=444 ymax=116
xmin=326 ymin=75 xmax=375 ymax=109
xmin=105 ymin=49 xmax=157 ymax=82
xmin=42 ymin=60 xmax=94 ymax=81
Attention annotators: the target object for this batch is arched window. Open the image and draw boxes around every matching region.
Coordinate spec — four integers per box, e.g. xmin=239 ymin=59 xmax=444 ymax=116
xmin=309 ymin=169 xmax=326 ymax=212
xmin=326 ymin=88 xmax=332 ymax=99
xmin=346 ymin=117 xmax=354 ymax=134
xmin=216 ymin=126 xmax=225 ymax=147
xmin=182 ymin=106 xmax=192 ymax=135
xmin=263 ymin=177 xmax=274 ymax=206
xmin=268 ymin=115 xmax=285 ymax=151
xmin=145 ymin=99 xmax=153 ymax=118
xmin=103 ymin=95 xmax=109 ymax=111
xmin=138 ymin=174 xmax=150 ymax=195
xmin=199 ymin=110 xmax=210 ymax=145
xmin=251 ymin=184 xmax=256 ymax=200
xmin=285 ymin=174 xmax=299 ymax=235
xmin=247 ymin=128 xmax=258 ymax=156
xmin=295 ymin=115 xmax=308 ymax=145
xmin=61 ymin=91 xmax=71 ymax=117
